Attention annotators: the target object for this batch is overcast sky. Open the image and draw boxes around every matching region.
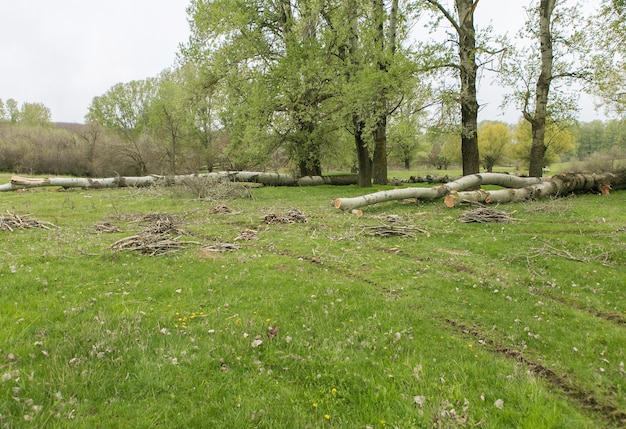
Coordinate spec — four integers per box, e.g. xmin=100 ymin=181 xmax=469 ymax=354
xmin=0 ymin=0 xmax=606 ymax=124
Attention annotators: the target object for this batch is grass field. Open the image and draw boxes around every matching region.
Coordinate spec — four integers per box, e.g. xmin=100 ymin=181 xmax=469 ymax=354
xmin=1 ymin=171 xmax=625 ymax=428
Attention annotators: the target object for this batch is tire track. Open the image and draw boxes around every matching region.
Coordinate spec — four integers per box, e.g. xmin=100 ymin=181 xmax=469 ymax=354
xmin=445 ymin=318 xmax=626 ymax=427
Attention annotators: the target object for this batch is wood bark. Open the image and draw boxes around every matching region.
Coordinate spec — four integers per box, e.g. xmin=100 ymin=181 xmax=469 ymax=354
xmin=334 ymin=172 xmax=625 ymax=212
xmin=456 ymin=0 xmax=481 ymax=177
xmin=0 ymin=172 xmax=359 ymax=192
xmin=527 ymin=0 xmax=556 ymax=178
xmin=333 ymin=173 xmax=544 ymax=211
xmin=444 ymin=172 xmax=620 ymax=207
xmin=425 ymin=0 xmax=481 ymax=176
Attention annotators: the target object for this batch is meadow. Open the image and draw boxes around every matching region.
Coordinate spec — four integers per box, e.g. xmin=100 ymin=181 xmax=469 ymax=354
xmin=1 ymin=171 xmax=625 ymax=428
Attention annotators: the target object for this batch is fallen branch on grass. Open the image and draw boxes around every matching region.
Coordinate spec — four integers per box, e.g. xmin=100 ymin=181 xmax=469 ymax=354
xmin=458 ymin=207 xmax=518 ymax=223
xmin=0 ymin=212 xmax=57 ymax=231
xmin=109 ymin=214 xmax=200 ymax=255
xmin=109 ymin=234 xmax=202 ymax=256
xmin=361 ymin=224 xmax=431 ymax=238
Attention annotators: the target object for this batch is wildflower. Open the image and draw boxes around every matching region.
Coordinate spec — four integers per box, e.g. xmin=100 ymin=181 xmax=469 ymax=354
xmin=324 ymin=414 xmax=330 ymax=420
xmin=331 ymin=388 xmax=337 ymax=394
xmin=312 ymin=403 xmax=318 ymax=409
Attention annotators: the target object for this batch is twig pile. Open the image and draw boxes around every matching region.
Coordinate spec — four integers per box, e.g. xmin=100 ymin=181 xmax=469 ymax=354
xmin=263 ymin=208 xmax=307 ymax=224
xmin=201 ymin=243 xmax=240 ymax=252
xmin=94 ymin=222 xmax=122 ymax=233
xmin=211 ymin=205 xmax=240 ymax=215
xmin=234 ymin=228 xmax=258 ymax=241
xmin=527 ymin=242 xmax=613 ymax=266
xmin=109 ymin=213 xmax=200 ymax=255
xmin=361 ymin=224 xmax=430 ymax=238
xmin=0 ymin=212 xmax=56 ymax=231
xmin=139 ymin=213 xmax=186 ymax=235
xmin=458 ymin=207 xmax=517 ymax=223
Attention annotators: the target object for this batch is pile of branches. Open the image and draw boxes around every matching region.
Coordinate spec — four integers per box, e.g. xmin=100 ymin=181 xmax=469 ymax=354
xmin=94 ymin=222 xmax=122 ymax=233
xmin=361 ymin=224 xmax=430 ymax=238
xmin=263 ymin=208 xmax=308 ymax=224
xmin=210 ymin=205 xmax=241 ymax=215
xmin=0 ymin=212 xmax=56 ymax=231
xmin=109 ymin=213 xmax=200 ymax=256
xmin=139 ymin=213 xmax=186 ymax=235
xmin=458 ymin=207 xmax=518 ymax=223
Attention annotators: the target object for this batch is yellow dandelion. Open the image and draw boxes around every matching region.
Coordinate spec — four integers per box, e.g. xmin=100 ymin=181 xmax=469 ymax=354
xmin=312 ymin=403 xmax=318 ymax=408
xmin=324 ymin=414 xmax=330 ymax=420
xmin=331 ymin=388 xmax=337 ymax=394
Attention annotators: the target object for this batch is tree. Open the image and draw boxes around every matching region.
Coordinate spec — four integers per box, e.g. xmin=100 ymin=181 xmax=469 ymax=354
xmin=147 ymin=69 xmax=198 ymax=174
xmin=20 ymin=102 xmax=51 ymax=127
xmin=589 ymin=0 xmax=626 ymax=114
xmin=181 ymin=0 xmax=341 ymax=177
xmin=511 ymin=119 xmax=575 ymax=168
xmin=500 ymin=0 xmax=588 ymax=177
xmin=421 ymin=0 xmax=481 ymax=177
xmin=6 ymin=99 xmax=20 ymax=123
xmin=478 ymin=121 xmax=511 ymax=172
xmin=86 ymin=79 xmax=158 ymax=175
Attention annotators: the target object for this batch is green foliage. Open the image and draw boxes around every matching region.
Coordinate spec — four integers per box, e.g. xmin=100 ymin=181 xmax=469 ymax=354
xmin=0 ymin=98 xmax=51 ymax=126
xmin=478 ymin=121 xmax=512 ymax=172
xmin=1 ymin=178 xmax=625 ymax=427
xmin=588 ymin=0 xmax=626 ymax=114
xmin=511 ymin=119 xmax=576 ymax=167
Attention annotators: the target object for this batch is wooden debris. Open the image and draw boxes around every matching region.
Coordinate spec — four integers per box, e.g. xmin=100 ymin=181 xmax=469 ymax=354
xmin=235 ymin=228 xmax=258 ymax=241
xmin=201 ymin=243 xmax=240 ymax=252
xmin=361 ymin=224 xmax=430 ymax=238
xmin=458 ymin=207 xmax=518 ymax=223
xmin=109 ymin=234 xmax=201 ymax=256
xmin=94 ymin=222 xmax=122 ymax=233
xmin=211 ymin=205 xmax=240 ymax=214
xmin=0 ymin=212 xmax=56 ymax=231
xmin=109 ymin=213 xmax=199 ymax=255
xmin=263 ymin=208 xmax=307 ymax=224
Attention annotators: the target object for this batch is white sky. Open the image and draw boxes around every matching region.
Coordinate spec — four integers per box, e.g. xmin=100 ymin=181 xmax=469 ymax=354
xmin=0 ymin=0 xmax=607 ymax=124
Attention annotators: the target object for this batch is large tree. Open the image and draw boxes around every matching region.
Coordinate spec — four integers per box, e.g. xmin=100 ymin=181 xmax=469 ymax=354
xmin=422 ymin=0 xmax=481 ymax=177
xmin=182 ymin=0 xmax=341 ymax=177
xmin=589 ymin=0 xmax=626 ymax=114
xmin=500 ymin=0 xmax=588 ymax=177
xmin=477 ymin=121 xmax=511 ymax=172
xmin=86 ymin=79 xmax=158 ymax=175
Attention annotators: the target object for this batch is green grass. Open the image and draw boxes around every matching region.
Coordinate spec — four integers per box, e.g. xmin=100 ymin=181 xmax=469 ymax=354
xmin=1 ymin=173 xmax=625 ymax=428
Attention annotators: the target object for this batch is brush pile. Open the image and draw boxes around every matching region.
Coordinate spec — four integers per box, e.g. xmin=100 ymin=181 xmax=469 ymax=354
xmin=458 ymin=207 xmax=518 ymax=223
xmin=0 ymin=212 xmax=56 ymax=231
xmin=109 ymin=213 xmax=201 ymax=256
xmin=263 ymin=208 xmax=308 ymax=224
xmin=361 ymin=224 xmax=430 ymax=238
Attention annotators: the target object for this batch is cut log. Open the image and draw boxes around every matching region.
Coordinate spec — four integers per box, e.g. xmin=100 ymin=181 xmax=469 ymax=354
xmin=333 ymin=173 xmax=544 ymax=211
xmin=0 ymin=172 xmax=359 ymax=192
xmin=444 ymin=172 xmax=623 ymax=207
xmin=334 ymin=171 xmax=626 ymax=211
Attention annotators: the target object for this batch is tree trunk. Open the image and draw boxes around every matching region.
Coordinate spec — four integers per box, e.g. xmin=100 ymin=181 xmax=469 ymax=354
xmin=0 ymin=172 xmax=360 ymax=192
xmin=372 ymin=0 xmax=390 ymax=186
xmin=456 ymin=0 xmax=480 ymax=177
xmin=445 ymin=172 xmax=620 ymax=207
xmin=372 ymin=115 xmax=388 ymax=185
xmin=354 ymin=117 xmax=373 ymax=187
xmin=333 ymin=173 xmax=544 ymax=211
xmin=528 ymin=0 xmax=556 ymax=178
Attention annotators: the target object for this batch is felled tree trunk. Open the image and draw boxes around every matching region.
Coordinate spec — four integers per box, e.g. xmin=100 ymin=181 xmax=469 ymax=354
xmin=334 ymin=172 xmax=624 ymax=212
xmin=0 ymin=172 xmax=359 ymax=192
xmin=444 ymin=172 xmax=621 ymax=207
xmin=333 ymin=173 xmax=545 ymax=211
